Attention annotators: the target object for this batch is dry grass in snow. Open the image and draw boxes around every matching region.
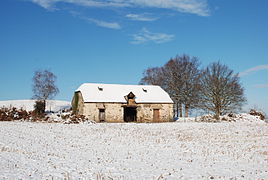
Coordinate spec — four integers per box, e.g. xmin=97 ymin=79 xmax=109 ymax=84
xmin=0 ymin=121 xmax=267 ymax=179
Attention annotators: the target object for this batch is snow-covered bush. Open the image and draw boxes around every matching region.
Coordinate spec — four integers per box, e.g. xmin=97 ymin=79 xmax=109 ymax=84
xmin=43 ymin=112 xmax=95 ymax=124
xmin=63 ymin=114 xmax=95 ymax=124
xmin=198 ymin=114 xmax=219 ymax=122
xmin=0 ymin=107 xmax=30 ymax=121
xmin=193 ymin=112 xmax=266 ymax=123
xmin=249 ymin=109 xmax=265 ymax=120
xmin=0 ymin=106 xmax=95 ymax=124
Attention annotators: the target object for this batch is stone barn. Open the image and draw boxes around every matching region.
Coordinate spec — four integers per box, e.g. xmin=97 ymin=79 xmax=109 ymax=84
xmin=71 ymin=83 xmax=173 ymax=123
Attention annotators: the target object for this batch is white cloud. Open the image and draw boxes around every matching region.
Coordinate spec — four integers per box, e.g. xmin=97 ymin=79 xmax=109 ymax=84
xmin=31 ymin=0 xmax=54 ymax=9
xmin=68 ymin=11 xmax=121 ymax=29
xmin=84 ymin=18 xmax=121 ymax=29
xmin=29 ymin=0 xmax=210 ymax=16
xmin=126 ymin=14 xmax=158 ymax=21
xmin=253 ymin=84 xmax=268 ymax=89
xmin=131 ymin=28 xmax=174 ymax=44
xmin=239 ymin=65 xmax=268 ymax=77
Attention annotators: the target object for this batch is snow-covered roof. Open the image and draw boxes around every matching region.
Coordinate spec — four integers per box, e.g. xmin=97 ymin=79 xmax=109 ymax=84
xmin=75 ymin=83 xmax=173 ymax=103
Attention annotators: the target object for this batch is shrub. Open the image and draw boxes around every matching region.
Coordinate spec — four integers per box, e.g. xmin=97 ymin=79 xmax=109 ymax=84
xmin=0 ymin=107 xmax=30 ymax=121
xmin=32 ymin=100 xmax=45 ymax=118
xmin=249 ymin=109 xmax=265 ymax=120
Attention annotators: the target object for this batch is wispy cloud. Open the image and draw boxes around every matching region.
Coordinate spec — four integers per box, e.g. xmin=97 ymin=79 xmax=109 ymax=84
xmin=253 ymin=84 xmax=268 ymax=89
xmin=126 ymin=14 xmax=158 ymax=21
xmin=69 ymin=11 xmax=121 ymax=30
xmin=84 ymin=18 xmax=121 ymax=29
xmin=239 ymin=65 xmax=268 ymax=77
xmin=131 ymin=28 xmax=174 ymax=44
xmin=29 ymin=0 xmax=210 ymax=16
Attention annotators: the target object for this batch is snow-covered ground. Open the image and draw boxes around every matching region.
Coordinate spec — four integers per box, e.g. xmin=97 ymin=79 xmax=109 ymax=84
xmin=0 ymin=100 xmax=70 ymax=112
xmin=0 ymin=119 xmax=267 ymax=179
xmin=176 ymin=113 xmax=268 ymax=123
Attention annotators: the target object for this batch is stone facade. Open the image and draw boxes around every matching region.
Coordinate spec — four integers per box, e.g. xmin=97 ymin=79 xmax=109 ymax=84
xmin=82 ymin=102 xmax=173 ymax=123
xmin=72 ymin=92 xmax=173 ymax=123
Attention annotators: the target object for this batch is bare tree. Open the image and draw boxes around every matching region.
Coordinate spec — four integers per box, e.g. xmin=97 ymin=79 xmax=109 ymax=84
xmin=162 ymin=55 xmax=201 ymax=117
xmin=162 ymin=58 xmax=184 ymax=117
xmin=139 ymin=67 xmax=164 ymax=86
xmin=32 ymin=70 xmax=59 ymax=112
xmin=198 ymin=62 xmax=246 ymax=119
xmin=140 ymin=54 xmax=201 ymax=117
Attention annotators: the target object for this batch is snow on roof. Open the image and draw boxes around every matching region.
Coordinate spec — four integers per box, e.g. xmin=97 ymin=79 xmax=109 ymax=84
xmin=75 ymin=83 xmax=173 ymax=103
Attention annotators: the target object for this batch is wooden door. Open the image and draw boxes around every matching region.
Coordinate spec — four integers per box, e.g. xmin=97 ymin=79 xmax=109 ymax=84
xmin=153 ymin=109 xmax=160 ymax=122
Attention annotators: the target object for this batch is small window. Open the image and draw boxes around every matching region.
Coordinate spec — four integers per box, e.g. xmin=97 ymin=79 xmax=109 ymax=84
xmin=98 ymin=87 xmax=103 ymax=91
xmin=142 ymin=88 xmax=147 ymax=93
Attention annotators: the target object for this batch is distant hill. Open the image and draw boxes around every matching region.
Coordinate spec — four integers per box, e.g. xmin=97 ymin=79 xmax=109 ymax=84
xmin=0 ymin=100 xmax=71 ymax=112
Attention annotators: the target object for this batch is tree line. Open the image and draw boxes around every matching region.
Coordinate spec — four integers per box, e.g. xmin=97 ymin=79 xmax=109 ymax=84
xmin=140 ymin=54 xmax=246 ymax=119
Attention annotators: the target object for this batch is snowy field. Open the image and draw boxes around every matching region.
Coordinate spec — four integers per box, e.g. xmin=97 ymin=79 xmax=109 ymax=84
xmin=0 ymin=120 xmax=267 ymax=179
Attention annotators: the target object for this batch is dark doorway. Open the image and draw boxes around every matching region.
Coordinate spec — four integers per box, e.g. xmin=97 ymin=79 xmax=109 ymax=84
xmin=124 ymin=107 xmax=137 ymax=122
xmin=99 ymin=109 xmax=105 ymax=122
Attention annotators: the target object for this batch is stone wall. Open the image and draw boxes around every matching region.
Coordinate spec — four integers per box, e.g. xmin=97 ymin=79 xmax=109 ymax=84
xmin=136 ymin=103 xmax=173 ymax=123
xmin=71 ymin=92 xmax=85 ymax=115
xmin=83 ymin=103 xmax=124 ymax=123
xmin=81 ymin=102 xmax=173 ymax=123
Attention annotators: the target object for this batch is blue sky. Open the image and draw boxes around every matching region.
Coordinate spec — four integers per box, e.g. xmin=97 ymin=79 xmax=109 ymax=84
xmin=1 ymin=0 xmax=268 ymax=113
